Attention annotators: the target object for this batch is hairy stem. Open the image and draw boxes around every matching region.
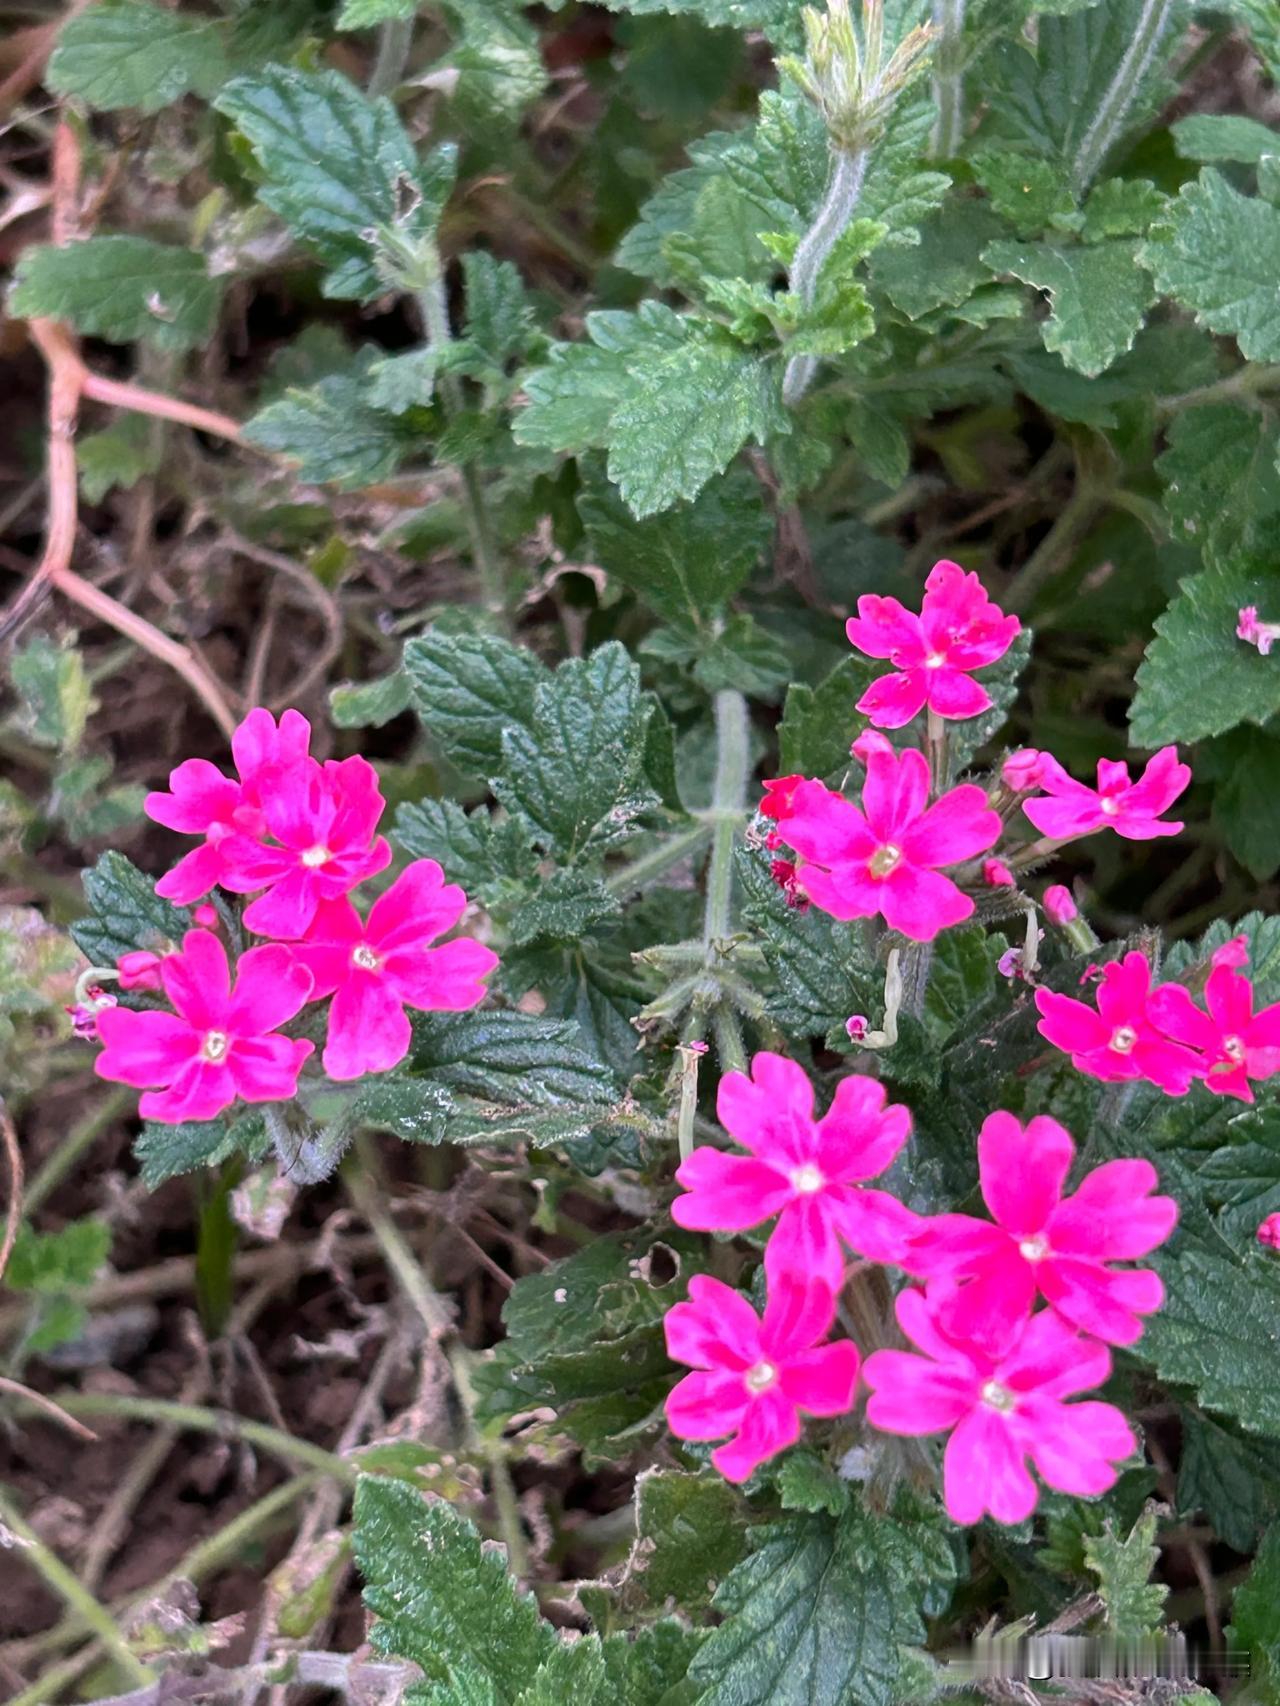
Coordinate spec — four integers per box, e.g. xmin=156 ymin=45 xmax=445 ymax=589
xmin=606 ymin=823 xmax=713 ymax=899
xmin=783 ymin=147 xmax=869 ymax=407
xmin=703 ymin=690 xmax=751 ymax=947
xmin=1071 ymin=0 xmax=1176 ymax=192
xmin=367 ymin=13 xmax=414 ymax=96
xmin=930 ymin=0 xmax=967 ymax=157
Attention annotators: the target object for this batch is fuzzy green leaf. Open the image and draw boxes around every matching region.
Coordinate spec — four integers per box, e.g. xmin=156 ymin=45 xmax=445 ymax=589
xmin=871 ymin=202 xmax=1005 ymax=321
xmin=329 ymin=672 xmax=412 ymax=730
xmin=73 ymin=850 xmax=187 ymax=966
xmin=1228 ymin=1521 xmax=1280 ymax=1687
xmin=982 ymin=238 xmax=1153 ymax=376
xmin=244 ymin=360 xmax=419 ymax=488
xmin=10 ymin=238 xmax=221 ymax=353
xmin=514 ymin=305 xmax=692 ymax=454
xmin=1141 ymin=169 xmax=1280 ymax=362
xmin=1178 ymin=1412 xmax=1280 ymax=1553
xmin=402 ymin=630 xmax=548 ymax=774
xmin=1157 ymin=403 xmax=1280 ymax=560
xmin=507 ymin=871 xmax=621 ymax=947
xmin=78 ymin=416 xmax=164 ymax=504
xmin=1172 ymin=112 xmax=1280 ymax=165
xmin=336 ymin=0 xmax=415 ymax=26
xmin=134 ymin=1111 xmax=267 ymax=1189
xmin=412 ymin=1010 xmax=618 ymax=1107
xmin=1083 ymin=1509 xmax=1168 ymax=1637
xmin=10 ymin=635 xmax=93 ymax=752
xmin=630 ymin=1470 xmax=752 ymax=1615
xmin=777 ymin=656 xmax=879 ymax=778
xmin=47 ymin=0 xmax=228 ymax=112
xmin=5 ymin=1219 xmax=111 ymax=1293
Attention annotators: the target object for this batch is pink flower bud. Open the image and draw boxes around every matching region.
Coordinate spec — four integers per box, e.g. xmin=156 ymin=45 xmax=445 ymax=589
xmin=193 ymin=903 xmax=219 ymax=928
xmin=983 ymin=858 xmax=1015 ymax=889
xmin=997 ymin=946 xmax=1022 ymax=979
xmin=1001 ymin=748 xmax=1043 ymax=791
xmin=1258 ymin=1212 xmax=1280 ymax=1251
xmin=851 ymin=729 xmax=893 ymax=763
xmin=66 ymin=989 xmax=117 ymax=1040
xmin=1043 ymin=885 xmax=1078 ymax=926
xmin=760 ymin=775 xmax=804 ymax=822
xmin=845 ymin=1014 xmax=868 ymax=1042
xmin=118 ymin=949 xmax=165 ymax=991
xmin=770 ymin=859 xmax=809 ymax=910
xmin=1078 ymin=963 xmax=1104 ymax=985
xmin=1211 ymin=935 xmax=1249 ymax=971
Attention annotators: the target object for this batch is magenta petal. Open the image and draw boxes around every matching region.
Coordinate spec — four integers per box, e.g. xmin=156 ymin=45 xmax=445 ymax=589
xmin=856 ymin=671 xmax=930 ymax=729
xmin=711 ymin=1387 xmax=801 ymax=1482
xmin=230 ymin=1035 xmax=314 ymax=1101
xmin=139 ymin=1059 xmax=236 ymax=1123
xmin=666 ymin=1369 xmax=751 ymax=1440
xmin=367 ymin=858 xmax=467 ymax=951
xmin=902 ymin=784 xmax=1001 ymax=868
xmin=878 ymin=865 xmax=974 ymax=941
xmin=1035 ymin=988 xmax=1110 ymax=1054
xmin=778 ymin=1341 xmax=860 ymax=1416
xmin=665 ymin=1276 xmax=762 ymax=1370
xmin=1022 ymin=794 xmax=1106 ymax=839
xmin=242 ymin=870 xmax=321 ymax=938
xmin=1038 ymin=1257 xmax=1161 ymax=1345
xmin=999 ymin=1308 xmax=1110 ymax=1399
xmin=385 ymin=938 xmax=498 ymax=1012
xmin=944 ymin=1408 xmax=1037 ymax=1525
xmin=229 ymin=944 xmax=314 ymax=1033
xmin=846 ymin=597 xmax=924 ymax=660
xmin=1021 ymin=1396 xmax=1134 ymax=1496
xmin=95 ymin=1008 xmax=198 ymax=1086
xmin=861 ymin=745 xmax=930 ymax=843
xmin=716 ymin=1052 xmax=815 ymax=1157
xmin=1121 ymin=745 xmax=1190 ymax=818
xmin=925 ymin=668 xmax=991 ymax=720
xmin=816 ymin=1076 xmax=909 ymax=1180
xmin=775 ymin=782 xmax=876 ymax=866
xmin=828 ymin=1185 xmax=921 ymax=1263
xmin=795 ymin=862 xmax=884 ymax=922
xmin=760 ymin=1271 xmax=838 ymax=1358
xmin=155 ymin=842 xmax=224 ymax=904
xmin=979 ymin=1111 xmax=1073 ymax=1234
xmin=763 ymin=1197 xmax=847 ymax=1293
xmin=145 ymin=760 xmax=240 ymax=833
xmin=1048 ymin=1159 xmax=1177 ymax=1259
xmin=322 ymin=975 xmax=412 ymax=1080
xmin=160 ymin=930 xmax=231 ymax=1030
xmin=863 ymin=1350 xmax=974 ymax=1434
xmin=671 ymin=1148 xmax=792 ymax=1232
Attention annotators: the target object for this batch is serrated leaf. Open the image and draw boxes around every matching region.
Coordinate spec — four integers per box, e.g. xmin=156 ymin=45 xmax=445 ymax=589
xmin=9 ymin=635 xmax=93 ymax=751
xmin=1179 ymin=1412 xmax=1280 ymax=1553
xmin=778 ymin=656 xmax=878 ymax=778
xmin=350 ymin=1075 xmax=455 ymax=1144
xmin=496 ymin=644 xmax=655 ymax=859
xmin=355 ymin=1478 xmax=552 ymax=1702
xmin=73 ymin=850 xmax=187 ymax=965
xmin=775 ymin=1450 xmax=851 ymax=1517
xmin=1083 ymin=1509 xmax=1167 ymax=1637
xmin=507 ymin=871 xmax=620 ymax=947
xmin=692 ymin=615 xmax=792 ymax=698
xmin=1209 ymin=729 xmax=1280 ymax=881
xmin=412 ymin=1009 xmax=617 ymax=1107
xmin=1130 ymin=556 xmax=1280 ymax=745
xmin=244 ymin=352 xmax=419 ymax=488
xmin=215 ymin=67 xmax=452 ymax=301
xmin=10 ymin=238 xmax=221 ymax=353
xmin=1228 ymin=1521 xmax=1280 ymax=1686
xmin=5 ymin=1219 xmax=111 ymax=1293
xmin=1157 ymin=403 xmax=1280 ymax=560
xmin=1172 ymin=112 xmax=1280 ymax=165
xmin=47 ymin=0 xmax=228 ymax=112
xmin=982 ymin=237 xmax=1153 ymax=377
xmin=971 ymin=149 xmax=1078 ymax=237
xmin=871 ymin=201 xmax=1005 ymax=321
xmin=1141 ymin=169 xmax=1280 ymax=362
xmin=514 ymin=305 xmax=691 ymax=454
xmin=1080 ymin=177 xmax=1166 ymax=240
xmin=579 ymin=467 xmax=770 ymax=630
xmin=439 ymin=3 xmax=546 ymax=127
xmin=630 ymin=1470 xmax=752 ymax=1614
xmin=78 ymin=415 xmax=163 ymax=504
xmin=329 ymin=672 xmax=411 ymax=729
xmin=402 ymin=630 xmax=548 ymax=775
xmin=134 ymin=1110 xmax=266 ymax=1189
xmin=458 ymin=251 xmax=537 ymax=377
xmin=393 ymin=799 xmax=532 ymax=904
xmin=337 ymin=0 xmax=415 ymax=25
xmin=688 ymin=1491 xmax=956 ymax=1706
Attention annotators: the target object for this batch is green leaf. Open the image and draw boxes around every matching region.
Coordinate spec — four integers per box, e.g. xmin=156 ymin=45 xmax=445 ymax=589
xmin=73 ymin=850 xmax=187 ymax=965
xmin=777 ymin=656 xmax=879 ymax=778
xmin=1083 ymin=1508 xmax=1168 ymax=1637
xmin=78 ymin=415 xmax=164 ymax=504
xmin=691 ymin=615 xmax=792 ymax=698
xmin=1130 ymin=556 xmax=1280 ymax=745
xmin=1178 ymin=1411 xmax=1280 ymax=1553
xmin=134 ymin=1111 xmax=266 ymax=1189
xmin=1157 ymin=403 xmax=1280 ymax=560
xmin=439 ymin=2 xmax=547 ymax=128
xmin=1228 ymin=1521 xmax=1280 ymax=1687
xmin=458 ymin=251 xmax=537 ymax=378
xmin=495 ymin=644 xmax=655 ymax=859
xmin=871 ymin=202 xmax=1005 ymax=321
xmin=10 ymin=238 xmax=221 ymax=353
xmin=1209 ymin=729 xmax=1280 ymax=881
xmin=628 ymin=1470 xmax=752 ymax=1616
xmin=971 ymin=149 xmax=1079 ymax=238
xmin=47 ymin=0 xmax=228 ymax=112
xmin=844 ymin=396 xmax=911 ymax=487
xmin=947 ymin=626 xmax=1033 ymax=772
xmin=393 ymin=799 xmax=532 ymax=902
xmin=329 ymin=672 xmax=412 ymax=730
xmin=244 ymin=353 xmax=419 ymax=488
xmin=349 ymin=1075 xmax=455 ymax=1145
xmin=9 ymin=635 xmax=93 ymax=751
xmin=412 ymin=1010 xmax=618 ymax=1108
xmin=688 ymin=1491 xmax=956 ymax=1706
xmin=1079 ymin=177 xmax=1166 ymax=241
xmin=215 ymin=67 xmax=453 ymax=301
xmin=1173 ymin=112 xmax=1280 ymax=165
xmin=5 ymin=1219 xmax=111 ymax=1293
xmin=1141 ymin=169 xmax=1280 ymax=363
xmin=403 ymin=630 xmax=548 ymax=774
xmin=775 ymin=1450 xmax=851 ymax=1517
xmin=337 ymin=0 xmax=415 ymax=26
xmin=507 ymin=871 xmax=621 ymax=947
xmin=355 ymin=1477 xmax=552 ymax=1702
xmin=514 ymin=304 xmax=690 ymax=454
xmin=982 ymin=238 xmax=1153 ymax=377
xmin=579 ymin=468 xmax=770 ymax=630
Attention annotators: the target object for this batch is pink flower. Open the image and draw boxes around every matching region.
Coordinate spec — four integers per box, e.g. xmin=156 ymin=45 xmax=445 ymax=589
xmin=1035 ymin=952 xmax=1202 ymax=1094
xmin=664 ymin=1273 xmax=859 ymax=1483
xmin=767 ymin=745 xmax=1000 ymax=942
xmin=1238 ymin=606 xmax=1280 ymax=656
xmin=94 ymin=929 xmax=313 ymax=1122
xmin=192 ymin=904 xmax=219 ymax=928
xmin=292 ymin=860 xmax=497 ymax=1081
xmin=846 ymin=1014 xmax=869 ymax=1042
xmin=904 ymin=1112 xmax=1177 ymax=1346
xmin=983 ymin=858 xmax=1015 ymax=888
xmin=218 ymin=756 xmax=390 ymax=938
xmin=1022 ymin=747 xmax=1190 ymax=843
xmin=863 ymin=1290 xmax=1136 ymax=1525
xmin=851 ymin=729 xmax=893 ymax=763
xmin=1258 ymin=1213 xmax=1280 ymax=1251
xmin=671 ymin=1052 xmax=914 ymax=1290
xmin=118 ymin=949 xmax=165 ymax=991
xmin=769 ymin=858 xmax=809 ymax=909
xmin=1212 ymin=935 xmax=1249 ymax=970
xmin=845 ymin=560 xmax=1021 ymax=729
xmin=1043 ymin=884 xmax=1077 ymax=927
xmin=149 ymin=709 xmax=313 ymax=905
xmin=66 ymin=989 xmax=116 ymax=1040
xmin=1147 ymin=965 xmax=1280 ymax=1104
xmin=1002 ymin=749 xmax=1044 ymax=792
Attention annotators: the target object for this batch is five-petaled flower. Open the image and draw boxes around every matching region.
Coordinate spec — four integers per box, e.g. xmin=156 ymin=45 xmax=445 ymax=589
xmin=903 ymin=1113 xmax=1177 ymax=1346
xmin=863 ymin=1290 xmax=1136 ymax=1525
xmin=764 ymin=742 xmax=1001 ymax=941
xmin=672 ymin=1051 xmax=914 ymax=1290
xmin=293 ymin=860 xmax=498 ymax=1080
xmin=1022 ymin=747 xmax=1190 ymax=843
xmin=664 ymin=1273 xmax=859 ymax=1482
xmin=845 ymin=560 xmax=1021 ymax=729
xmin=1147 ymin=963 xmax=1280 ymax=1103
xmin=1035 ymin=952 xmax=1202 ymax=1094
xmin=94 ymin=929 xmax=314 ymax=1122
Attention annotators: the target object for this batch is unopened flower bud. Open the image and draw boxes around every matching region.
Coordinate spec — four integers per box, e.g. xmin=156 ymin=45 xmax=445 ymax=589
xmin=1258 ymin=1212 xmax=1280 ymax=1251
xmin=1043 ymin=885 xmax=1078 ymax=927
xmin=851 ymin=729 xmax=892 ymax=763
xmin=983 ymin=859 xmax=1015 ymax=889
xmin=1002 ymin=749 xmax=1043 ymax=792
xmin=761 ymin=775 xmax=804 ymax=821
xmin=118 ymin=949 xmax=165 ymax=992
xmin=193 ymin=903 xmax=219 ymax=928
xmin=1212 ymin=935 xmax=1249 ymax=971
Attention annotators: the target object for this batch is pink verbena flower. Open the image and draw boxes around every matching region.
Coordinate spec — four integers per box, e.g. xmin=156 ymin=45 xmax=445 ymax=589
xmin=1022 ymin=747 xmax=1190 ymax=842
xmin=664 ymin=1272 xmax=859 ymax=1483
xmin=293 ymin=860 xmax=497 ymax=1081
xmin=863 ymin=1290 xmax=1136 ymax=1525
xmin=1035 ymin=952 xmax=1202 ymax=1094
xmin=1147 ymin=965 xmax=1280 ymax=1104
xmin=149 ymin=709 xmax=312 ymax=905
xmin=671 ymin=1051 xmax=914 ymax=1290
xmin=766 ymin=745 xmax=1000 ymax=942
xmin=1043 ymin=884 xmax=1077 ymax=926
xmin=845 ymin=560 xmax=1021 ymax=730
xmin=1212 ymin=935 xmax=1249 ymax=970
xmin=94 ymin=929 xmax=313 ymax=1122
xmin=904 ymin=1112 xmax=1177 ymax=1346
xmin=1258 ymin=1213 xmax=1280 ymax=1251
xmin=66 ymin=988 xmax=116 ymax=1040
xmin=218 ymin=756 xmax=390 ymax=938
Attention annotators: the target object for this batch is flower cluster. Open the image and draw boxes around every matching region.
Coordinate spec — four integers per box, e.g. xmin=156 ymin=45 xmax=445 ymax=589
xmin=91 ymin=709 xmax=497 ymax=1122
xmin=664 ymin=1057 xmax=1175 ymax=1521
xmin=1036 ymin=938 xmax=1280 ymax=1103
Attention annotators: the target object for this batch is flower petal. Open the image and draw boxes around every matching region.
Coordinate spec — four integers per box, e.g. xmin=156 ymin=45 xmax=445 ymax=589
xmin=862 ymin=1349 xmax=974 ymax=1433
xmin=665 ymin=1275 xmax=762 ymax=1370
xmin=856 ymin=671 xmax=930 ymax=729
xmin=385 ymin=938 xmax=498 ymax=1012
xmin=944 ymin=1407 xmax=1037 ymax=1525
xmin=367 ymin=859 xmax=467 ymax=951
xmin=230 ymin=1034 xmax=314 ymax=1102
xmin=139 ymin=1059 xmax=236 ymax=1123
xmin=160 ymin=930 xmax=231 ymax=1031
xmin=878 ymin=865 xmax=974 ymax=941
xmin=229 ymin=944 xmax=314 ymax=1034
xmin=815 ymin=1075 xmax=910 ymax=1181
xmin=322 ymin=975 xmax=411 ymax=1080
xmin=980 ymin=1112 xmax=1073 ymax=1235
xmin=711 ymin=1387 xmax=801 ymax=1482
xmin=672 ymin=1148 xmax=792 ymax=1232
xmin=95 ymin=1008 xmax=198 ymax=1086
xmin=763 ymin=1197 xmax=847 ymax=1294
xmin=760 ymin=1271 xmax=838 ymax=1358
xmin=779 ymin=1341 xmax=860 ymax=1416
xmin=665 ymin=1369 xmax=750 ymax=1441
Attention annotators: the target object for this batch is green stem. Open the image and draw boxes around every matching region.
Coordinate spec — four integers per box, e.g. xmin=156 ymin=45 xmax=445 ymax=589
xmin=4 ymin=1394 xmax=356 ymax=1482
xmin=783 ymin=147 xmax=869 ymax=406
xmin=0 ymin=1487 xmax=152 ymax=1689
xmin=703 ymin=691 xmax=750 ymax=947
xmin=930 ymin=0 xmax=967 ymax=157
xmin=1071 ymin=0 xmax=1176 ymax=191
xmin=606 ymin=823 xmax=712 ymax=899
xmin=1156 ymin=362 xmax=1280 ymax=417
xmin=367 ymin=13 xmax=414 ymax=97
xmin=1005 ymin=481 xmax=1104 ymax=614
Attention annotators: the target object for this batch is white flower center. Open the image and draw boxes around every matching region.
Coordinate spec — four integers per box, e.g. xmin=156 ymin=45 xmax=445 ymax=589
xmin=301 ymin=845 xmax=331 ymax=868
xmin=924 ymin=652 xmax=946 ymax=669
xmin=870 ymin=843 xmax=904 ymax=878
xmin=745 ymin=1360 xmax=778 ymax=1393
xmin=351 ymin=944 xmax=381 ymax=972
xmin=1110 ymin=1025 xmax=1138 ymax=1055
xmin=201 ymin=1029 xmax=230 ymax=1063
xmin=1100 ymin=797 xmax=1118 ymax=816
xmin=1018 ymin=1234 xmax=1049 ymax=1263
xmin=981 ymin=1379 xmax=1015 ymax=1413
xmin=790 ymin=1163 xmax=825 ymax=1195
xmin=1224 ymin=1034 xmax=1247 ymax=1064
